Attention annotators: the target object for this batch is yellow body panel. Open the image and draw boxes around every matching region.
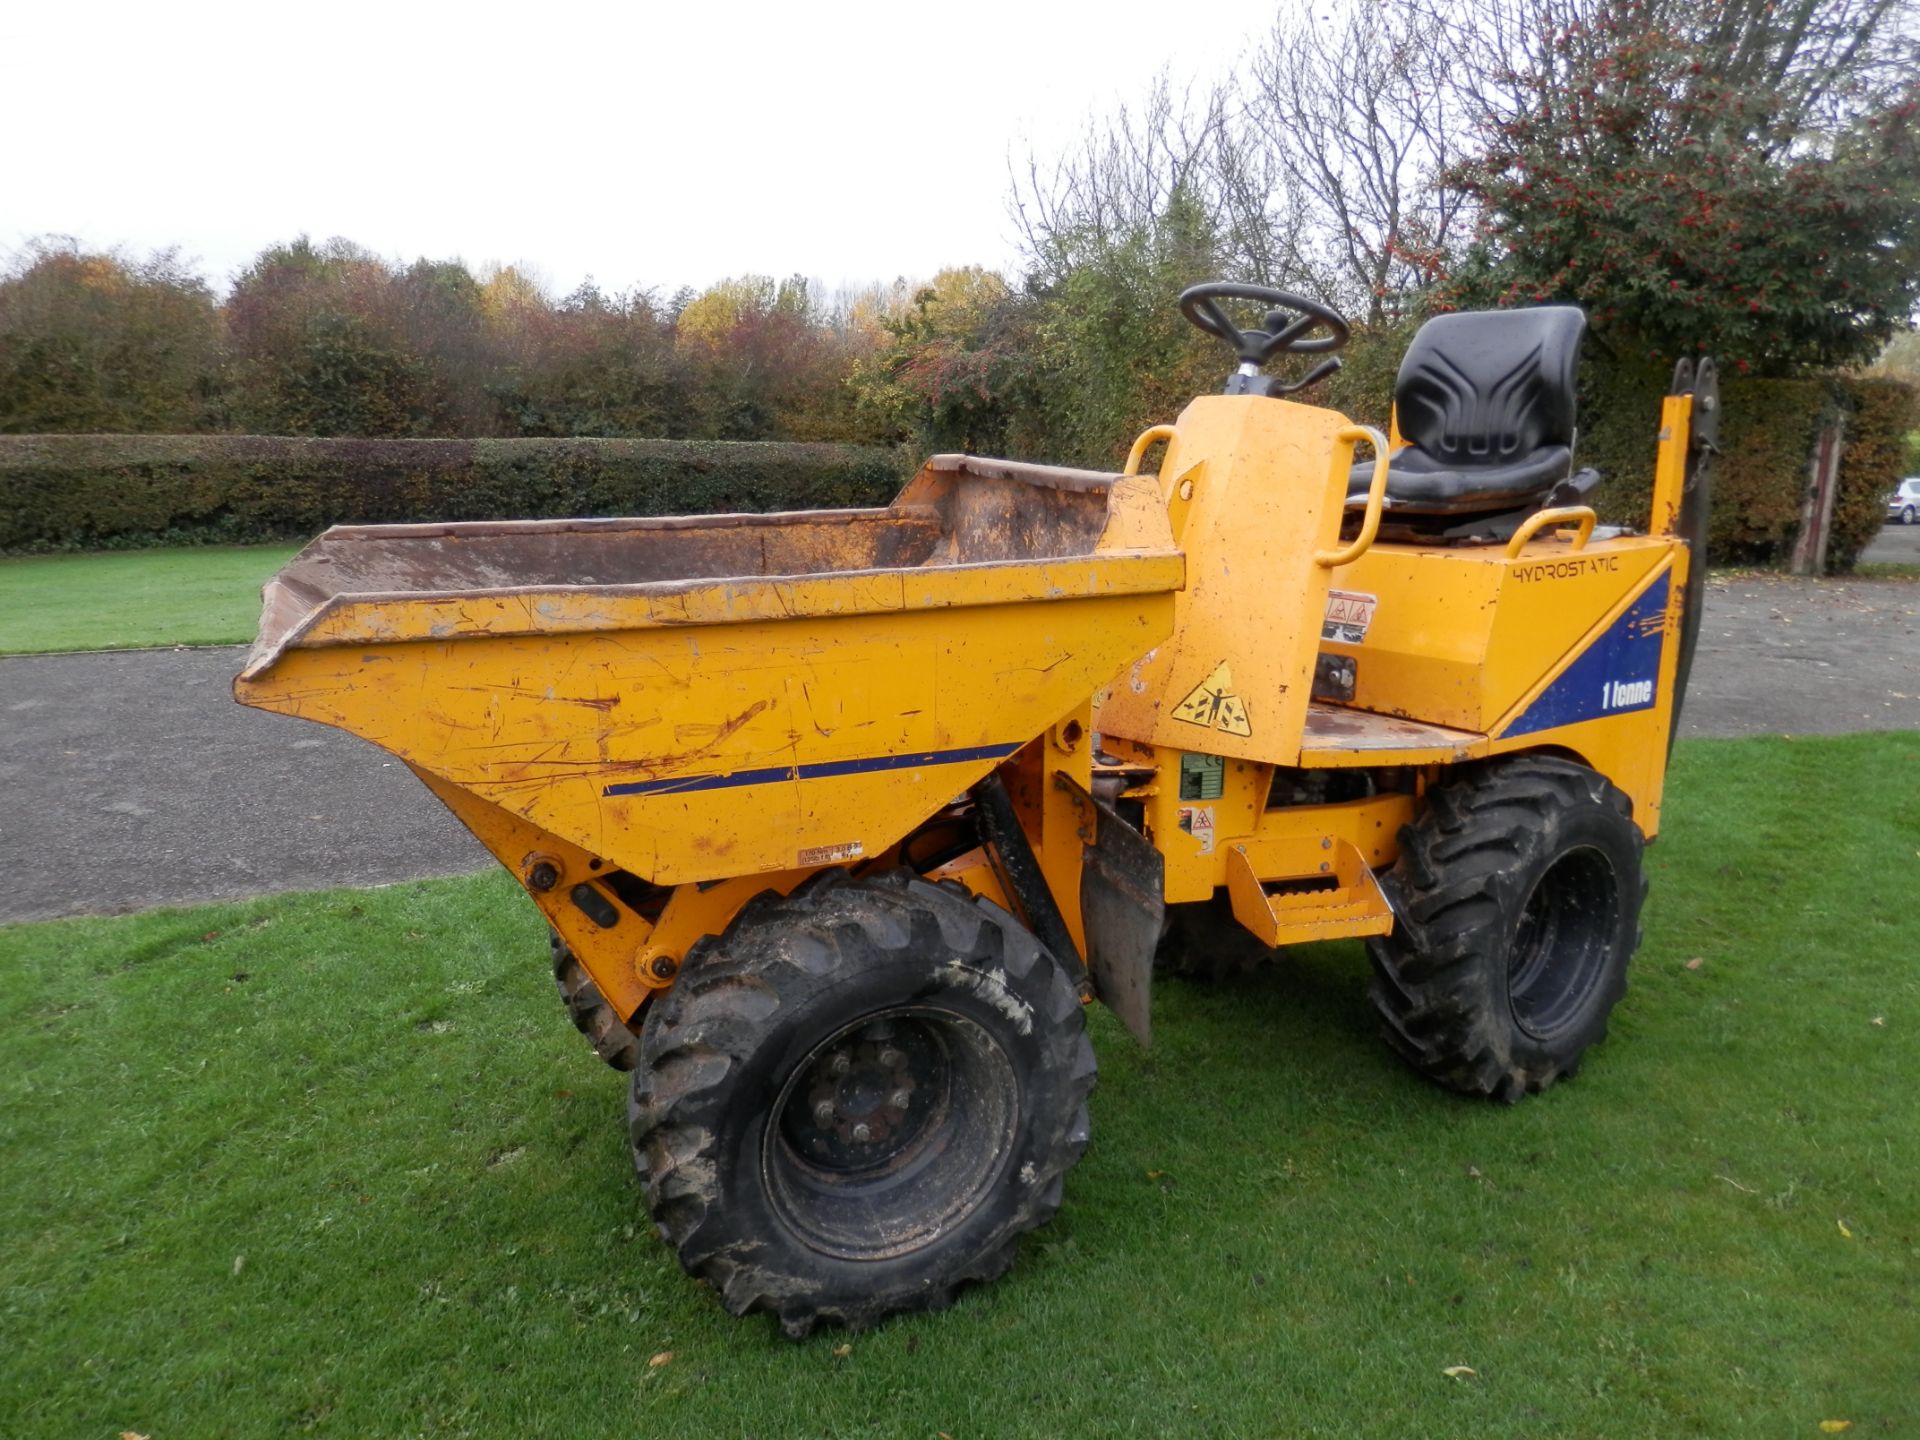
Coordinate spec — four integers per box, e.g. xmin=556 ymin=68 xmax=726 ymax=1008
xmin=1095 ymin=395 xmax=1354 ymax=764
xmin=239 ymin=592 xmax=1171 ymax=886
xmin=235 ymin=461 xmax=1184 ymax=1018
xmin=236 ymin=378 xmax=1706 ymax=1016
xmin=1321 ymin=534 xmax=1673 ymax=734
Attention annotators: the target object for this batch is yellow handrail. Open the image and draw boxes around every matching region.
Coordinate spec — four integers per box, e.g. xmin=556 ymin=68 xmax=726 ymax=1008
xmin=1123 ymin=424 xmax=1179 ymax=477
xmin=1504 ymin=506 xmax=1597 ymax=558
xmin=1313 ymin=425 xmax=1391 ymax=569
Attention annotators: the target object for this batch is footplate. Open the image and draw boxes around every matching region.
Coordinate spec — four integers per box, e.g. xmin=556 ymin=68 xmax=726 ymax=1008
xmin=1224 ymin=836 xmax=1395 ymax=946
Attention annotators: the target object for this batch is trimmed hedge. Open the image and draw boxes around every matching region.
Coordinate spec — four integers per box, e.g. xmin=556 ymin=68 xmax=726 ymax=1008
xmin=1831 ymin=379 xmax=1920 ymax=569
xmin=1584 ymin=366 xmax=1918 ymax=570
xmin=0 ymin=435 xmax=912 ymax=553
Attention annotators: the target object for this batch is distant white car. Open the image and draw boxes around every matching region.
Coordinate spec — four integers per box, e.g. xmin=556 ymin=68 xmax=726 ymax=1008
xmin=1891 ymin=478 xmax=1920 ymax=525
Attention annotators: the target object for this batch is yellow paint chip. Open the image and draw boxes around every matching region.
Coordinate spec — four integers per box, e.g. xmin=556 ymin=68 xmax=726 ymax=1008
xmin=1171 ymin=662 xmax=1253 ymax=737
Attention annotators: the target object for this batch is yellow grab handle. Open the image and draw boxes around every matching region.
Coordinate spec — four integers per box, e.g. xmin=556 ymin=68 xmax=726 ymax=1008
xmin=1123 ymin=424 xmax=1179 ymax=477
xmin=1313 ymin=425 xmax=1391 ymax=569
xmin=1504 ymin=506 xmax=1597 ymax=558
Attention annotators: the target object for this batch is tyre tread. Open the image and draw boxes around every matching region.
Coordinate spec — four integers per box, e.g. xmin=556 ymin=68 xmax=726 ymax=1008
xmin=1366 ymin=756 xmax=1643 ymax=1101
xmin=628 ymin=868 xmax=1095 ymax=1336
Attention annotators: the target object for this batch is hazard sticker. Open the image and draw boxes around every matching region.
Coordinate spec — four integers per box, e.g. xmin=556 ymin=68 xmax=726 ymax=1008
xmin=1170 ymin=662 xmax=1252 ymax=737
xmin=1322 ymin=589 xmax=1377 ymax=644
xmin=1177 ymin=805 xmax=1216 ymax=855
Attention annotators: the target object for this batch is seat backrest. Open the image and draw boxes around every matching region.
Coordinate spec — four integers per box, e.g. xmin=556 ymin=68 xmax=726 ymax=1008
xmin=1396 ymin=306 xmax=1585 ymax=465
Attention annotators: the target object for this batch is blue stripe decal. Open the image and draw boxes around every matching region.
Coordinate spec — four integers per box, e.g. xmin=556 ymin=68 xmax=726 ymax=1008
xmin=1503 ymin=571 xmax=1672 ymax=738
xmin=602 ymin=741 xmax=1024 ymax=798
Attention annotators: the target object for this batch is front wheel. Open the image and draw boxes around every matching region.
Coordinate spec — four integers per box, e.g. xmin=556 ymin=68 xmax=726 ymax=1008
xmin=1367 ymin=756 xmax=1645 ymax=1101
xmin=1903 ymin=504 xmax=1916 ymax=525
xmin=627 ymin=869 xmax=1095 ymax=1336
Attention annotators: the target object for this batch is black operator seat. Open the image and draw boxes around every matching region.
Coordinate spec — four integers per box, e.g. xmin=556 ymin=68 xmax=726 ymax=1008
xmin=1348 ymin=306 xmax=1596 ymax=524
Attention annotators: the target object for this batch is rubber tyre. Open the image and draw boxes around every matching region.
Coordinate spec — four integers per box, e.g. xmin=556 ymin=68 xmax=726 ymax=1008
xmin=1156 ymin=893 xmax=1269 ymax=982
xmin=1904 ymin=504 xmax=1917 ymax=525
xmin=1367 ymin=756 xmax=1644 ymax=1102
xmin=627 ymin=868 xmax=1095 ymax=1337
xmin=551 ymin=934 xmax=639 ymax=1072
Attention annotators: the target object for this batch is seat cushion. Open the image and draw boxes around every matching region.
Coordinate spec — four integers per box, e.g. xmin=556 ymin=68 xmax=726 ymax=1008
xmin=1346 ymin=304 xmax=1586 ymax=519
xmin=1348 ymin=443 xmax=1573 ymax=515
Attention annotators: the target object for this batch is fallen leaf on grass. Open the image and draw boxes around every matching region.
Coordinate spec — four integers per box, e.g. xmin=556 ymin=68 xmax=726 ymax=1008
xmin=1819 ymin=1422 xmax=1853 ymax=1434
xmin=1146 ymin=1169 xmax=1167 ymax=1180
xmin=1442 ymin=1365 xmax=1477 ymax=1379
xmin=121 ymin=1432 xmax=150 ymax=1440
xmin=1870 ymin=1016 xmax=1885 ymax=1027
xmin=1685 ymin=957 xmax=1705 ymax=971
xmin=648 ymin=1351 xmax=673 ymax=1368
xmin=1837 ymin=1220 xmax=1853 ymax=1239
xmin=232 ymin=1254 xmax=245 ymax=1276
xmin=832 ymin=1344 xmax=852 ymax=1359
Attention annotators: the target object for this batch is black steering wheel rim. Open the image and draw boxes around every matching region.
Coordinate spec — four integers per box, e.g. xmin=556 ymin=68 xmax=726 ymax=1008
xmin=1178 ymin=282 xmax=1351 ymax=365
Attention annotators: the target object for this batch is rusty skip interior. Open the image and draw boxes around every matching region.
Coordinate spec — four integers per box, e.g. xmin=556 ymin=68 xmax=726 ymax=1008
xmin=266 ymin=454 xmax=1138 ymax=602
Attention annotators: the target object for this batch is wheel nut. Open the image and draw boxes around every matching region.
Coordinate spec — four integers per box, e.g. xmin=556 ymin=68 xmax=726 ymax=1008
xmin=878 ymin=1048 xmax=902 ymax=1068
xmin=813 ymin=1100 xmax=835 ymax=1125
xmin=889 ymin=1089 xmax=912 ymax=1109
xmin=851 ymin=1123 xmax=872 ymax=1143
xmin=829 ymin=1053 xmax=852 ymax=1076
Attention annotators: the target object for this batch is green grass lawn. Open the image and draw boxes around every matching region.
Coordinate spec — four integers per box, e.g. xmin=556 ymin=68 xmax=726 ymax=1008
xmin=0 ymin=545 xmax=299 ymax=654
xmin=2 ymin=734 xmax=1915 ymax=1438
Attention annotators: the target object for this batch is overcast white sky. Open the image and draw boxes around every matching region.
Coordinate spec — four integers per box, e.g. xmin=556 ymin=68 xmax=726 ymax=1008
xmin=1 ymin=0 xmax=1273 ymax=298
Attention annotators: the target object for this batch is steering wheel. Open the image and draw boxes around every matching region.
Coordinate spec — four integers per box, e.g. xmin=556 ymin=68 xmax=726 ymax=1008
xmin=1178 ymin=282 xmax=1351 ymax=396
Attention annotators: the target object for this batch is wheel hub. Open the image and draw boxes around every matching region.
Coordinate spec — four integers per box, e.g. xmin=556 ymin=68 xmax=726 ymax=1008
xmin=784 ymin=1018 xmax=932 ymax=1167
xmin=1507 ymin=845 xmax=1619 ymax=1042
xmin=764 ymin=1005 xmax=1019 ymax=1261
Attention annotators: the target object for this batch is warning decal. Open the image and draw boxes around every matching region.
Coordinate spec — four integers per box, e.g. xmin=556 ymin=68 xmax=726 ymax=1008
xmin=1177 ymin=805 xmax=1216 ymax=855
xmin=1170 ymin=662 xmax=1253 ymax=737
xmin=1322 ymin=589 xmax=1377 ymax=644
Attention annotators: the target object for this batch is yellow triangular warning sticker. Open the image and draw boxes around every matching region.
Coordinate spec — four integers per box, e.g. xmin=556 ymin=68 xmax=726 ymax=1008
xmin=1170 ymin=662 xmax=1253 ymax=737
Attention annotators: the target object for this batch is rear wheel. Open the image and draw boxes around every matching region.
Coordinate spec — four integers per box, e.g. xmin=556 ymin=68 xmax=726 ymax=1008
xmin=1904 ymin=504 xmax=1917 ymax=525
xmin=1155 ymin=893 xmax=1269 ymax=981
xmin=551 ymin=934 xmax=639 ymax=1072
xmin=1367 ymin=756 xmax=1644 ymax=1101
xmin=628 ymin=868 xmax=1095 ymax=1337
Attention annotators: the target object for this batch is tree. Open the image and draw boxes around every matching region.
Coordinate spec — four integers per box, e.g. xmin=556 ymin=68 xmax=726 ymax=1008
xmin=223 ymin=237 xmax=440 ymax=436
xmin=1242 ymin=5 xmax=1471 ymax=324
xmin=673 ymin=274 xmax=869 ymax=441
xmin=1004 ymin=30 xmax=1484 ymax=461
xmin=488 ymin=278 xmax=692 ymax=438
xmin=0 ymin=238 xmax=222 ymax=433
xmin=849 ymin=267 xmax=1042 ymax=455
xmin=1433 ymin=0 xmax=1920 ymax=372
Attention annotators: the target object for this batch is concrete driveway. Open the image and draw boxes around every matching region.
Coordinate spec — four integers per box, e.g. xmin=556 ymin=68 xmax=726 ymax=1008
xmin=3 ymin=571 xmax=1917 ymax=924
xmin=1859 ymin=520 xmax=1920 ymax=567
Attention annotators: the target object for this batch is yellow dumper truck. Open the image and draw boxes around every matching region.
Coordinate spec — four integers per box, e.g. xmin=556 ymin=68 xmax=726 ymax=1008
xmin=236 ymin=284 xmax=1715 ymax=1336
